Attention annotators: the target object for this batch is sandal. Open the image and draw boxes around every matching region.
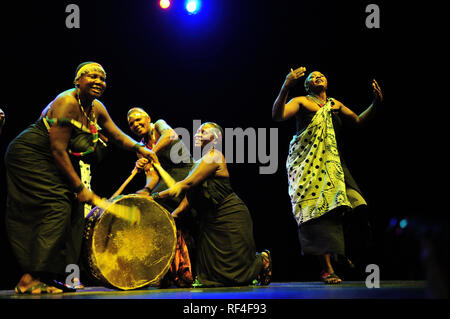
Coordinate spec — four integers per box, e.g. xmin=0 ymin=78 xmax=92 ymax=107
xmin=71 ymin=277 xmax=85 ymax=290
xmin=258 ymin=249 xmax=272 ymax=286
xmin=321 ymin=271 xmax=342 ymax=284
xmin=48 ymin=280 xmax=77 ymax=293
xmin=15 ymin=282 xmax=62 ymax=294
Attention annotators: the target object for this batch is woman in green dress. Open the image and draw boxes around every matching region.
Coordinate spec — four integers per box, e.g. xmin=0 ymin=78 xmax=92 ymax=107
xmin=154 ymin=122 xmax=272 ymax=287
xmin=5 ymin=62 xmax=156 ymax=294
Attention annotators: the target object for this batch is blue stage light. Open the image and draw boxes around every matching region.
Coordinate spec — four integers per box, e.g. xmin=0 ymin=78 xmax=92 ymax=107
xmin=388 ymin=218 xmax=397 ymax=229
xmin=399 ymin=219 xmax=408 ymax=229
xmin=185 ymin=0 xmax=201 ymax=14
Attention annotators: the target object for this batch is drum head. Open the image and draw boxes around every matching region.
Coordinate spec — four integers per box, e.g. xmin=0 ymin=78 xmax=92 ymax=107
xmin=89 ymin=194 xmax=176 ymax=290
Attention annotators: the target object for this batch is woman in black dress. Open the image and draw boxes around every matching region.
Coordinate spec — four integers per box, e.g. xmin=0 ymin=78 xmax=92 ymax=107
xmin=154 ymin=122 xmax=272 ymax=287
xmin=5 ymin=62 xmax=156 ymax=294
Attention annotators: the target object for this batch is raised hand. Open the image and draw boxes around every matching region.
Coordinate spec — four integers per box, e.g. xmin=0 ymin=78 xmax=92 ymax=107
xmin=372 ymin=79 xmax=383 ymax=102
xmin=284 ymin=66 xmax=307 ymax=88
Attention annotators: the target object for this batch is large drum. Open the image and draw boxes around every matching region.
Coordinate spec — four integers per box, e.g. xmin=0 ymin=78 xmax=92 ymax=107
xmin=83 ymin=194 xmax=177 ymax=290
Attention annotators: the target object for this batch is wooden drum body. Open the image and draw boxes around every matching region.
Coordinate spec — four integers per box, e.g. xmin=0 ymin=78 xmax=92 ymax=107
xmin=83 ymin=194 xmax=176 ymax=290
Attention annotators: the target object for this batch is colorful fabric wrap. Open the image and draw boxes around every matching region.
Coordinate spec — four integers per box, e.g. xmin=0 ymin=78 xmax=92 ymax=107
xmin=42 ymin=116 xmax=100 ymax=157
xmin=286 ymin=99 xmax=363 ymax=225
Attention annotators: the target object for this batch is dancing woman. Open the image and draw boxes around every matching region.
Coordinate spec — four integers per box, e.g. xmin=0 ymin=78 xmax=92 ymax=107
xmin=272 ymin=67 xmax=382 ymax=283
xmin=5 ymin=62 xmax=156 ymax=294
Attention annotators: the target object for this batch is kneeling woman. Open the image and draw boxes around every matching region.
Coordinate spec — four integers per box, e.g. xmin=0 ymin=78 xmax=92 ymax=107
xmin=154 ymin=122 xmax=272 ymax=287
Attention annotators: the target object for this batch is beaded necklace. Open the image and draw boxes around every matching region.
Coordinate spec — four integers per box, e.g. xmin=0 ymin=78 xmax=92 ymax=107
xmin=68 ymin=93 xmax=99 ymax=157
xmin=308 ymin=95 xmax=329 ymax=107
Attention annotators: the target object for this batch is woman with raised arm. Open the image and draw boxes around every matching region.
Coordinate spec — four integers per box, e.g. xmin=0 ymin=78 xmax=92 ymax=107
xmin=272 ymin=67 xmax=382 ymax=284
xmin=154 ymin=122 xmax=272 ymax=287
xmin=5 ymin=62 xmax=156 ymax=294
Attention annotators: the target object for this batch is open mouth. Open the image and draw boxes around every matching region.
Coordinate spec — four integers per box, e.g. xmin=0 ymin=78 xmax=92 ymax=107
xmin=91 ymin=86 xmax=103 ymax=93
xmin=134 ymin=126 xmax=143 ymax=134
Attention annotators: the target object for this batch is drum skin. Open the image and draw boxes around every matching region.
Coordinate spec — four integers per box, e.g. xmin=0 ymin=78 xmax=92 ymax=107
xmin=83 ymin=194 xmax=177 ymax=290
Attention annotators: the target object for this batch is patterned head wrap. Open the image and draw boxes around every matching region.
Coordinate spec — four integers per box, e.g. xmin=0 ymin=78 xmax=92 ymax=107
xmin=74 ymin=62 xmax=106 ymax=85
xmin=127 ymin=107 xmax=150 ymax=123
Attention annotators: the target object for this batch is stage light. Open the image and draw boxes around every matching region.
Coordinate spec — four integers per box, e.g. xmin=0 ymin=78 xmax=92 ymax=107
xmin=185 ymin=0 xmax=201 ymax=14
xmin=160 ymin=0 xmax=171 ymax=9
xmin=388 ymin=218 xmax=397 ymax=229
xmin=399 ymin=219 xmax=408 ymax=229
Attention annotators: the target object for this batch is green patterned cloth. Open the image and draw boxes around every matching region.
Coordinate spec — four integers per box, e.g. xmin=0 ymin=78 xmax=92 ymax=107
xmin=286 ymin=99 xmax=366 ymax=225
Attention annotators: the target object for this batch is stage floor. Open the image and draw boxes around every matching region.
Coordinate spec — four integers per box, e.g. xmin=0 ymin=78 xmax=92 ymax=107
xmin=0 ymin=281 xmax=428 ymax=299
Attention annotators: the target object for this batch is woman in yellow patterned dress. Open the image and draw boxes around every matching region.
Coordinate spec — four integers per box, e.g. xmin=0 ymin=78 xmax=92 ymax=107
xmin=272 ymin=67 xmax=382 ymax=284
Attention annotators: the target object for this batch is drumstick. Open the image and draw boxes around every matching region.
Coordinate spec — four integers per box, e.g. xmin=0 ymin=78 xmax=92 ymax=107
xmin=111 ymin=167 xmax=139 ymax=198
xmin=92 ymin=197 xmax=141 ymax=225
xmin=111 ymin=160 xmax=175 ymax=199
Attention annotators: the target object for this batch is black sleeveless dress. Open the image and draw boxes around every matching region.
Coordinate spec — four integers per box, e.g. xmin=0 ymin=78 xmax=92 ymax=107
xmin=187 ymin=176 xmax=264 ymax=287
xmin=4 ymin=118 xmax=105 ymax=278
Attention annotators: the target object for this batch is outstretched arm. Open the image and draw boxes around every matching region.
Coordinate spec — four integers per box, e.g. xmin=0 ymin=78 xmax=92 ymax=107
xmin=96 ymin=101 xmax=142 ymax=149
xmin=96 ymin=101 xmax=158 ymax=161
xmin=272 ymin=67 xmax=306 ymax=121
xmin=158 ymin=150 xmax=222 ymax=199
xmin=337 ymin=79 xmax=383 ymax=126
xmin=358 ymin=79 xmax=383 ymax=125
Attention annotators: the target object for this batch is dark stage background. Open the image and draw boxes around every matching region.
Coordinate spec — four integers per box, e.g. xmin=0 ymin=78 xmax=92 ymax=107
xmin=0 ymin=1 xmax=448 ymax=290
